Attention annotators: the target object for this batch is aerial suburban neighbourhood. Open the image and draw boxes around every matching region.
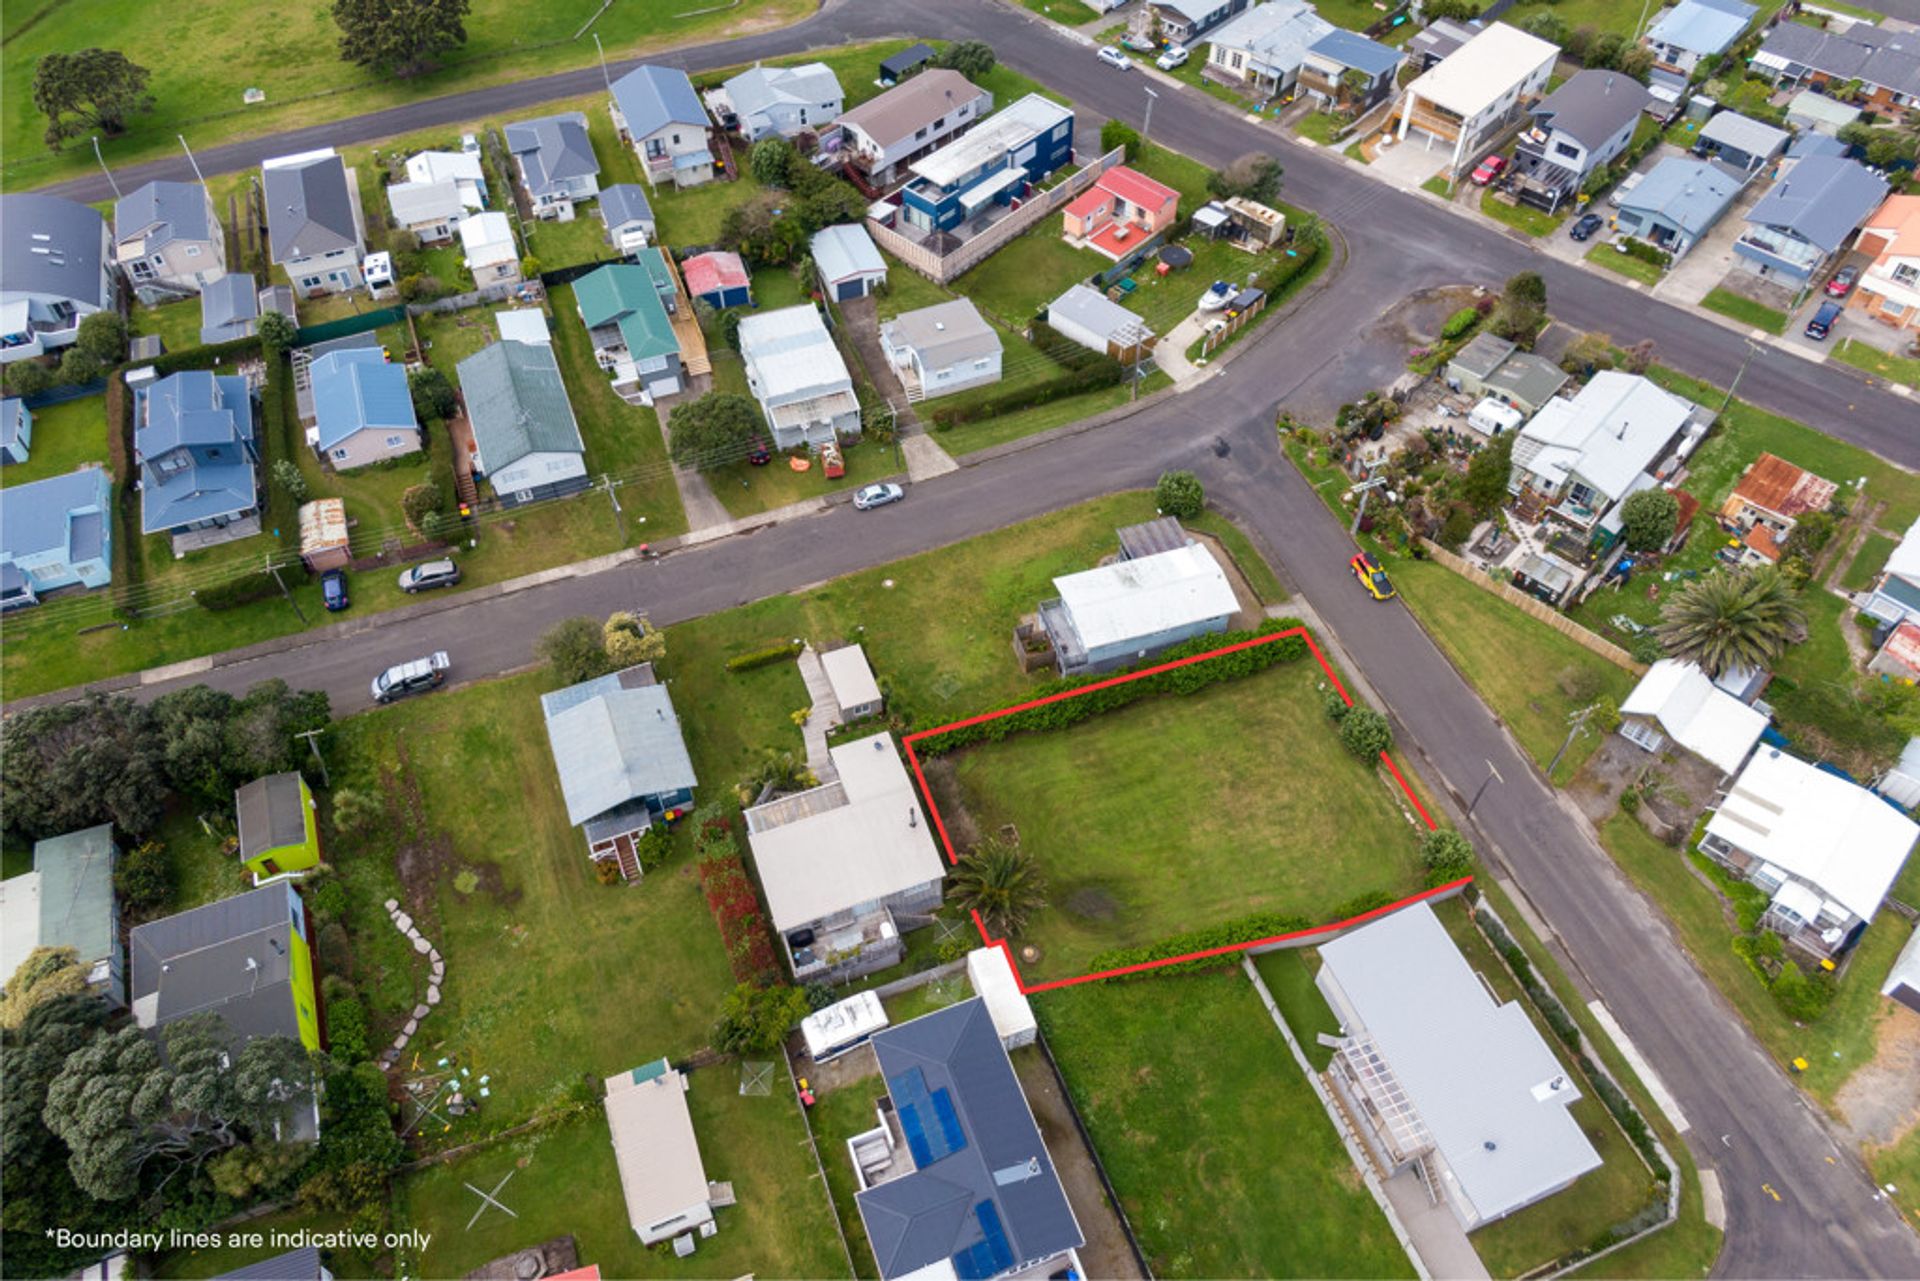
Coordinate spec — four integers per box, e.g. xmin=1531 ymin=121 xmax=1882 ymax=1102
xmin=7 ymin=0 xmax=1920 ymax=1279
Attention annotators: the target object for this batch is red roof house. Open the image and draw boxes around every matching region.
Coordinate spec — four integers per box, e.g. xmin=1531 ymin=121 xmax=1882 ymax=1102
xmin=1063 ymin=166 xmax=1180 ymax=261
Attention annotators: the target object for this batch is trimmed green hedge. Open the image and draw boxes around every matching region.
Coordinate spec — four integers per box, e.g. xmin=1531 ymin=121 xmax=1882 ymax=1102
xmin=150 ymin=336 xmax=262 ymax=375
xmin=194 ymin=566 xmax=302 ymax=611
xmin=1087 ymin=909 xmax=1312 ymax=978
xmin=725 ymin=640 xmax=804 ymax=673
xmin=913 ymin=621 xmax=1308 ymax=756
xmin=929 ymin=351 xmax=1125 ymax=428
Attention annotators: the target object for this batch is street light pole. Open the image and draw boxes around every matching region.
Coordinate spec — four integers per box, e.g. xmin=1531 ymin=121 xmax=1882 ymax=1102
xmin=91 ymin=137 xmax=121 ymax=198
xmin=593 ymin=33 xmax=611 ymax=91
xmin=1720 ymin=338 xmax=1763 ymax=418
xmin=1465 ymin=758 xmax=1505 ymax=818
xmin=1143 ymin=86 xmax=1159 ymax=150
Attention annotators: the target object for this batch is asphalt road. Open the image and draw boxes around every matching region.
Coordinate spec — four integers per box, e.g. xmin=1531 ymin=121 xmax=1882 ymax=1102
xmin=1843 ymin=0 xmax=1920 ymax=23
xmin=24 ymin=2 xmax=1920 ymax=1274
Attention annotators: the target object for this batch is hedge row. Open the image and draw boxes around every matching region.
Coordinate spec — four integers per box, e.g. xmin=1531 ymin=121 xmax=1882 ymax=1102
xmin=195 ymin=566 xmax=304 ymax=611
xmin=258 ymin=354 xmax=302 ymax=552
xmin=725 ymin=640 xmax=804 ymax=673
xmin=103 ymin=377 xmax=139 ymax=610
xmin=929 ymin=354 xmax=1124 ymax=428
xmin=151 ymin=335 xmax=262 ymax=376
xmin=913 ymin=622 xmax=1309 ymax=757
xmin=1087 ymin=909 xmax=1312 ymax=979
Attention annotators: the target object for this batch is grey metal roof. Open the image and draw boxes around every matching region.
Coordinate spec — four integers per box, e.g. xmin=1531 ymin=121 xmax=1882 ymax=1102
xmin=201 ymin=272 xmax=261 ymax=345
xmin=505 ymin=113 xmax=600 ymax=197
xmin=880 ymin=43 xmax=936 ymax=78
xmin=1747 ymin=154 xmax=1889 ymax=254
xmin=1788 ymin=131 xmax=1851 ymax=160
xmin=610 ymin=65 xmax=707 ymax=140
xmin=599 ymin=183 xmax=655 ymax=234
xmin=1306 ymin=28 xmax=1404 ymax=80
xmin=213 ymin=1247 xmax=326 ymax=1281
xmin=115 ymin=180 xmax=213 ymax=253
xmin=386 ymin=177 xmax=464 ymax=227
xmin=857 ymin=1000 xmax=1083 ymax=1279
xmin=1 ymin=467 xmax=111 ymax=568
xmin=262 ymin=153 xmax=360 ymax=263
xmin=1 ymin=397 xmax=25 ymax=451
xmin=1698 ymin=109 xmax=1790 ymax=162
xmin=32 ymin=823 xmax=118 ymax=968
xmin=128 ymin=884 xmax=304 ymax=1045
xmin=1318 ymin=902 xmax=1602 ymax=1224
xmin=1048 ymin=284 xmax=1154 ymax=344
xmin=1116 ymin=516 xmax=1193 ymax=560
xmin=1483 ymin=351 xmax=1569 ymax=409
xmin=812 ymin=222 xmax=887 ymax=284
xmin=883 ymin=299 xmax=1003 ymax=371
xmin=1645 ymin=0 xmax=1756 ymax=57
xmin=1757 ymin=21 xmax=1920 ymax=99
xmin=1 ymin=193 xmax=109 ymax=305
xmin=235 ymin=773 xmax=308 ymax=862
xmin=726 ymin=62 xmax=844 ymax=124
xmin=1449 ymin=331 xmax=1516 ymax=381
xmin=540 ymin=664 xmax=697 ymax=826
xmin=1409 ymin=16 xmax=1479 ymax=65
xmin=457 ymin=339 xmax=584 ymax=471
xmin=1619 ymin=156 xmax=1744 ymax=237
xmin=1530 ymin=70 xmax=1652 ymax=149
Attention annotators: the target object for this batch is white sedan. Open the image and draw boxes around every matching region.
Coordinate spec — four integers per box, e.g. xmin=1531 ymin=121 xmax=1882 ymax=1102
xmin=853 ymin=483 xmax=906 ymax=511
xmin=1097 ymin=46 xmax=1131 ymax=70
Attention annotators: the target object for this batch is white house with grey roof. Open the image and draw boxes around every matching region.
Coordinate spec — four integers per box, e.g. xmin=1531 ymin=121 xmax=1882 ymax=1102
xmin=0 ymin=466 xmax=113 ymax=610
xmin=834 ymin=70 xmax=994 ymax=191
xmin=1046 ymin=284 xmax=1156 ymax=363
xmin=598 ymin=183 xmax=657 ymax=253
xmin=1204 ymin=0 xmax=1333 ymax=96
xmin=610 ymin=66 xmax=715 ymax=189
xmin=1508 ymin=371 xmax=1698 ymax=541
xmin=1397 ymin=23 xmax=1559 ymax=179
xmin=1613 ymin=156 xmax=1746 ymax=259
xmin=263 ymin=149 xmax=366 ymax=297
xmin=739 ymin=305 xmax=862 ymax=450
xmin=1643 ymin=0 xmax=1757 ymax=77
xmin=1 ymin=193 xmax=115 ymax=366
xmin=1511 ymin=71 xmax=1653 ymax=213
xmin=541 ymin=662 xmax=697 ymax=881
xmin=1734 ymin=154 xmax=1889 ymax=285
xmin=746 ymin=732 xmax=944 ymax=983
xmin=1318 ymin=901 xmax=1602 ymax=1230
xmin=719 ymin=62 xmax=844 ymax=142
xmin=456 ymin=339 xmax=588 ymax=505
xmin=1619 ymin=659 xmax=1768 ymax=775
xmin=505 ymin=113 xmax=602 ymax=216
xmin=1038 ymin=536 xmax=1238 ymax=675
xmin=850 ymin=998 xmax=1084 ymax=1280
xmin=880 ymin=298 xmax=1002 ymax=400
xmin=402 ymin=149 xmax=487 ymax=209
xmin=1694 ymin=110 xmax=1790 ymax=175
xmin=384 ymin=178 xmax=468 ymax=245
xmin=113 ymin=180 xmax=226 ymax=302
xmin=811 ymin=222 xmax=887 ymax=301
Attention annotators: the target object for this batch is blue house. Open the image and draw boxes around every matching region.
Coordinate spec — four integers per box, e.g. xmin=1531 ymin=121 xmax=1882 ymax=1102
xmin=898 ymin=95 xmax=1075 ymax=239
xmin=308 ymin=348 xmax=421 ymax=469
xmin=0 ymin=397 xmax=30 ymax=464
xmin=1 ymin=466 xmax=112 ymax=609
xmin=1613 ymin=157 xmax=1745 ymax=259
xmin=540 ymin=661 xmax=698 ymax=881
xmin=133 ymin=369 xmax=259 ymax=549
xmin=1734 ymin=154 xmax=1889 ymax=284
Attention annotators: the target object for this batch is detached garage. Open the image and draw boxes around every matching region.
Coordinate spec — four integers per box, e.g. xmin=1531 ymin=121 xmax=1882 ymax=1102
xmin=812 ymin=223 xmax=888 ymax=302
xmin=681 ymin=250 xmax=753 ymax=309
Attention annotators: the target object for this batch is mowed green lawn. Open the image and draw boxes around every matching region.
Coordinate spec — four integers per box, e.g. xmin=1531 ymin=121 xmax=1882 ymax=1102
xmin=0 ymin=394 xmax=110 ymax=488
xmin=947 ymin=660 xmax=1428 ymax=981
xmin=1038 ymin=968 xmax=1413 ymax=1278
xmin=395 ymin=1081 xmax=847 ymax=1279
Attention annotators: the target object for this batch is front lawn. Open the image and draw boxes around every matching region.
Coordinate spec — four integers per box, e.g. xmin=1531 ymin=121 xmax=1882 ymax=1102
xmin=0 ymin=394 xmax=110 ymax=489
xmin=708 ymin=437 xmax=905 ymax=519
xmin=1295 ymin=110 xmax=1348 ymax=146
xmin=1843 ymin=531 xmax=1899 ymax=592
xmin=1833 ymin=337 xmax=1920 ymax=389
xmin=1038 ymin=968 xmax=1413 ymax=1278
xmin=1701 ymin=287 xmax=1790 ymax=335
xmin=1587 ymin=243 xmax=1664 ymax=285
xmin=1480 ymin=191 xmax=1566 ymax=237
xmin=1015 ymin=0 xmax=1101 ymax=23
xmin=1596 ymin=811 xmax=1916 ymax=1105
xmin=1869 ymin=1127 xmax=1920 ymax=1237
xmin=394 ymin=1081 xmax=847 ymax=1279
xmin=1423 ymin=176 xmax=1454 ymax=198
xmin=941 ymin=658 xmax=1428 ymax=982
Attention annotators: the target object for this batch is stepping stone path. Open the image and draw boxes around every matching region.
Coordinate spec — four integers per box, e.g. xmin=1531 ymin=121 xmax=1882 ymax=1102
xmin=377 ymin=899 xmax=446 ymax=1071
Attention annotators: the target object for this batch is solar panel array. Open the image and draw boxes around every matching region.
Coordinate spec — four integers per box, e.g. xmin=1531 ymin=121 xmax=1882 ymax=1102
xmin=950 ymin=1201 xmax=1014 ymax=1280
xmin=891 ymin=1067 xmax=969 ymax=1168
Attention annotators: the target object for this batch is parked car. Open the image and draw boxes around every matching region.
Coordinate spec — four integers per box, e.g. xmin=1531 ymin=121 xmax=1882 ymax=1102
xmin=1351 ymin=552 xmax=1397 ymax=602
xmin=1804 ymin=299 xmax=1844 ymax=341
xmin=320 ymin=569 xmax=350 ymax=613
xmin=1156 ymin=45 xmax=1190 ymax=70
xmin=371 ymin=651 xmax=450 ymax=705
xmin=398 ymin=558 xmax=462 ymax=593
xmin=1097 ymin=46 xmax=1131 ymax=70
xmin=1569 ymin=212 xmax=1605 ymax=241
xmin=1470 ymin=154 xmax=1507 ymax=186
xmin=1826 ymin=265 xmax=1859 ymax=298
xmin=1606 ymin=171 xmax=1644 ymax=208
xmin=853 ymin=483 xmax=905 ymax=511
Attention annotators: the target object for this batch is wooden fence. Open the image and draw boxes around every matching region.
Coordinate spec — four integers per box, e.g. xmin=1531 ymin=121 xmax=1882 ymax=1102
xmin=1420 ymin=540 xmax=1648 ymax=674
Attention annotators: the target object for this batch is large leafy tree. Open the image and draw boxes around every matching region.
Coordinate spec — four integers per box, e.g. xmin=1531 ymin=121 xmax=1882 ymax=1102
xmin=31 ymin=49 xmax=154 ymax=150
xmin=948 ymin=837 xmax=1048 ymax=939
xmin=332 ymin=0 xmax=472 ymax=76
xmin=0 ymin=948 xmax=89 ymax=1031
xmin=149 ymin=685 xmax=240 ymax=803
xmin=711 ymin=984 xmax=811 ymax=1055
xmin=536 ymin=616 xmax=615 ymax=685
xmin=1618 ymin=488 xmax=1680 ymax=552
xmin=668 ymin=392 xmax=764 ymax=471
xmin=1 ymin=694 xmax=168 ymax=844
xmin=1655 ymin=566 xmax=1806 ymax=678
xmin=225 ymin=679 xmax=330 ymax=781
xmin=1 ymin=993 xmax=117 ymax=1273
xmin=937 ymin=40 xmax=996 ymax=79
xmin=1208 ymin=153 xmax=1284 ymax=206
xmin=1462 ymin=432 xmax=1516 ymax=516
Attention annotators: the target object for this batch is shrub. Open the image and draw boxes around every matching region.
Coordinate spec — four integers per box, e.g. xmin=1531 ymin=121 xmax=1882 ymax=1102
xmin=1338 ymin=707 xmax=1393 ymax=760
xmin=937 ymin=39 xmax=996 ymax=79
xmin=3 ymin=360 xmax=54 ymax=397
xmin=1100 ymin=119 xmax=1142 ymax=162
xmin=725 ymin=640 xmax=804 ymax=673
xmin=1770 ymin=958 xmax=1836 ymax=1023
xmin=712 ymin=983 xmax=812 ymax=1055
xmin=749 ymin=137 xmax=797 ymax=187
xmin=1087 ymin=909 xmax=1312 ymax=978
xmin=594 ymin=858 xmax=623 ymax=886
xmin=1155 ymin=470 xmax=1204 ymax=519
xmin=1322 ymin=688 xmax=1350 ymax=721
xmin=114 ymin=839 xmax=170 ymax=911
xmin=272 ymin=458 xmax=309 ymax=502
xmin=1439 ymin=306 xmax=1481 ymax=341
xmin=409 ymin=367 xmax=456 ymax=423
xmin=537 ymin=616 xmax=615 ymax=685
xmin=697 ymin=827 xmax=782 ymax=986
xmin=257 ymin=310 xmax=297 ymax=355
xmin=309 ymin=878 xmax=349 ymax=922
xmin=927 ymin=348 xmax=1124 ymax=428
xmin=401 ymin=483 xmax=444 ymax=531
xmin=326 ymin=995 xmax=370 ymax=1063
xmin=1619 ymin=488 xmax=1679 ymax=552
xmin=194 ymin=567 xmax=294 ymax=612
xmin=604 ymin=611 xmax=666 ymax=667
xmin=1421 ymin=830 xmax=1475 ymax=884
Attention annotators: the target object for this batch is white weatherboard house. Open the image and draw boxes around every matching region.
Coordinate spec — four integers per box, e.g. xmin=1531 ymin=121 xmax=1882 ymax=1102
xmin=611 ymin=65 xmax=715 ymax=189
xmin=1866 ymin=516 xmax=1920 ymax=625
xmin=1317 ymin=902 xmax=1603 ymax=1231
xmin=1397 ymin=22 xmax=1559 ymax=179
xmin=1 ymin=194 xmax=116 ymax=364
xmin=1038 ymin=543 xmax=1238 ymax=675
xmin=880 ymin=298 xmax=1002 ymax=401
xmin=459 ymin=211 xmax=521 ymax=286
xmin=1507 ymin=372 xmax=1698 ymax=540
xmin=262 ymin=149 xmax=366 ymax=297
xmin=1702 ymin=747 xmax=1920 ymax=959
xmin=720 ymin=62 xmax=845 ymax=142
xmin=505 ymin=113 xmax=602 ymax=217
xmin=1619 ymin=660 xmax=1768 ymax=775
xmin=604 ymin=1059 xmax=716 ymax=1245
xmin=113 ymin=180 xmax=227 ymax=301
xmin=1885 ymin=927 xmax=1920 ymax=1015
xmin=745 ymin=733 xmax=945 ymax=983
xmin=403 ymin=150 xmax=488 ymax=209
xmin=385 ymin=178 xmax=468 ymax=245
xmin=738 ymin=305 xmax=862 ymax=450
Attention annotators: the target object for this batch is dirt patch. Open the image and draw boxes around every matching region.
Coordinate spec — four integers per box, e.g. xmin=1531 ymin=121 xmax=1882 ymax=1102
xmin=1838 ymin=1007 xmax=1920 ymax=1147
xmin=916 ymin=757 xmax=980 ymax=853
xmin=1567 ymin=734 xmax=1723 ymax=831
xmin=389 ymin=736 xmax=520 ymax=916
xmin=1065 ymin=885 xmax=1122 ymax=922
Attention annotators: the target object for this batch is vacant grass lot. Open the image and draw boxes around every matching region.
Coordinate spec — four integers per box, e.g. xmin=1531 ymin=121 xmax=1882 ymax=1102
xmin=1038 ymin=968 xmax=1413 ymax=1278
xmin=395 ymin=1079 xmax=847 ymax=1279
xmin=945 ymin=659 xmax=1427 ymax=981
xmin=1597 ymin=811 xmax=1916 ymax=1105
xmin=1701 ymin=287 xmax=1789 ymax=335
xmin=709 ymin=438 xmax=904 ymax=519
xmin=0 ymin=394 xmax=110 ymax=488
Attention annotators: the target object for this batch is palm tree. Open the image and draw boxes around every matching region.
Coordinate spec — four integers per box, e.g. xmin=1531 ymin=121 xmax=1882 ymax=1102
xmin=1654 ymin=566 xmax=1806 ymax=678
xmin=948 ymin=837 xmax=1048 ymax=939
xmin=746 ymin=748 xmax=814 ymax=800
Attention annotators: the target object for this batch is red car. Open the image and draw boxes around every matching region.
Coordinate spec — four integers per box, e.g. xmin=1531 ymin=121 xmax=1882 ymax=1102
xmin=1470 ymin=154 xmax=1507 ymax=186
xmin=1826 ymin=266 xmax=1859 ymax=298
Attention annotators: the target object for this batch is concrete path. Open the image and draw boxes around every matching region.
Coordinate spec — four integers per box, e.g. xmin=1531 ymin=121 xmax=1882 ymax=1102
xmin=795 ymin=644 xmax=842 ymax=783
xmin=656 ymin=389 xmax=734 ymax=533
xmin=900 ymin=430 xmax=959 ymax=480
xmin=1380 ymin=1169 xmax=1490 ymax=1281
xmin=1157 ymin=314 xmax=1204 ymax=385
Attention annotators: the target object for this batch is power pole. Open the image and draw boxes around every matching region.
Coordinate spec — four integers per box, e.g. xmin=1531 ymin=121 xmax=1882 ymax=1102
xmin=593 ymin=34 xmax=612 ymax=91
xmin=266 ymin=554 xmax=308 ymax=625
xmin=295 ymin=728 xmax=330 ymax=789
xmin=1142 ymin=86 xmax=1159 ymax=150
xmin=1348 ymin=460 xmax=1389 ymax=537
xmin=1547 ymin=703 xmax=1603 ymax=779
xmin=1720 ymin=338 xmax=1763 ymax=418
xmin=603 ymin=474 xmax=626 ymax=542
xmin=91 ymin=137 xmax=121 ymax=198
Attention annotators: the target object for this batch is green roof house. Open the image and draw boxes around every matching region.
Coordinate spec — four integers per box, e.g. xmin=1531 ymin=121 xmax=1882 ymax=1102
xmin=0 ymin=823 xmax=124 ymax=1004
xmin=236 ymin=772 xmax=322 ymax=882
xmin=575 ymin=254 xmax=684 ymax=400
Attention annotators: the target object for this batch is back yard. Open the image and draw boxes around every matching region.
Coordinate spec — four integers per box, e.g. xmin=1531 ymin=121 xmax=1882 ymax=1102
xmin=0 ymin=394 xmax=110 ymax=489
xmin=935 ymin=657 xmax=1429 ymax=982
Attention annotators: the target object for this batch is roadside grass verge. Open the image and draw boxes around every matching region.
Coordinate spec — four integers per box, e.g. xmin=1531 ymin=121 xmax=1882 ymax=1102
xmin=1480 ymin=191 xmax=1565 ymax=237
xmin=1842 ymin=532 xmax=1898 ymax=592
xmin=1833 ymin=337 xmax=1920 ymax=389
xmin=1587 ymin=244 xmax=1663 ymax=285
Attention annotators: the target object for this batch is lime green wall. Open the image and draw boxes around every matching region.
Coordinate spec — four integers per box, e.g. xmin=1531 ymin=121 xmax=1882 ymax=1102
xmin=288 ymin=924 xmax=321 ymax=1051
xmin=240 ymin=776 xmax=323 ymax=878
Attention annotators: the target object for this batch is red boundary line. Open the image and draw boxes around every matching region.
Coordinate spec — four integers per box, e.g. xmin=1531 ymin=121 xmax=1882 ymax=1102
xmin=902 ymin=628 xmax=1461 ymax=994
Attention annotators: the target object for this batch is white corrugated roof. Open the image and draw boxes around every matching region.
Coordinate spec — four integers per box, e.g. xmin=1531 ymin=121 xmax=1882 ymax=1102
xmin=1052 ymin=544 xmax=1237 ymax=652
xmin=821 ymin=643 xmax=882 ymax=712
xmin=459 ymin=211 xmax=516 ymax=267
xmin=1884 ymin=515 xmax=1920 ymax=586
xmin=910 ymin=94 xmax=1072 ymax=190
xmin=801 ymin=990 xmax=889 ymax=1058
xmin=0 ymin=871 xmax=43 ymax=991
xmin=1707 ymin=748 xmax=1919 ymax=922
xmin=747 ymin=733 xmax=944 ymax=932
xmin=1318 ymin=902 xmax=1602 ymax=1225
xmin=739 ymin=304 xmax=854 ymax=403
xmin=1620 ymin=660 xmax=1768 ymax=774
xmin=1516 ymin=372 xmax=1694 ymax=501
xmin=496 ymin=309 xmax=550 ymax=345
xmin=1882 ymin=924 xmax=1920 ymax=1000
xmin=1404 ymin=22 xmax=1559 ymax=119
xmin=604 ymin=1065 xmax=710 ymax=1237
xmin=966 ymin=946 xmax=1036 ymax=1043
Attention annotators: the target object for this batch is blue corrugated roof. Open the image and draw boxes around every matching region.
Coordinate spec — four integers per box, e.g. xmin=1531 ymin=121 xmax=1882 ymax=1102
xmin=135 ymin=371 xmax=257 ymax=533
xmin=1307 ymin=27 xmax=1404 ymax=80
xmin=611 ymin=65 xmax=706 ymax=140
xmin=1746 ymin=154 xmax=1889 ymax=254
xmin=310 ymin=348 xmax=419 ymax=452
xmin=1646 ymin=0 xmax=1756 ymax=57
xmin=1 ymin=467 xmax=110 ymax=567
xmin=1620 ymin=157 xmax=1744 ymax=237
